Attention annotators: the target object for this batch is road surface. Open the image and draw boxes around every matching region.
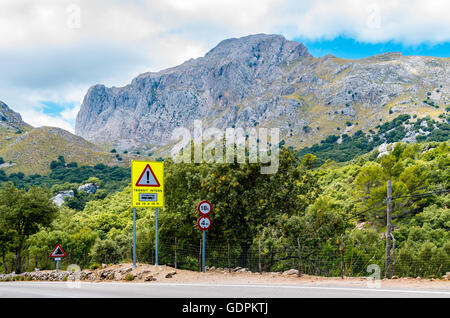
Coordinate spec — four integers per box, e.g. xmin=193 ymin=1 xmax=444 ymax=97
xmin=0 ymin=282 xmax=449 ymax=298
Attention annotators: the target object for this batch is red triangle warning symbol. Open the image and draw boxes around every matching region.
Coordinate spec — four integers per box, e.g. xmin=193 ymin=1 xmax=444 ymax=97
xmin=50 ymin=244 xmax=66 ymax=257
xmin=135 ymin=164 xmax=161 ymax=187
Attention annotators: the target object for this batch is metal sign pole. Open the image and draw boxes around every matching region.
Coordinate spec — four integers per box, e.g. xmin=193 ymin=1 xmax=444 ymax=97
xmin=56 ymin=260 xmax=59 ymax=273
xmin=202 ymin=230 xmax=206 ymax=273
xmin=133 ymin=207 xmax=137 ymax=268
xmin=155 ymin=208 xmax=159 ymax=266
xmin=197 ymin=201 xmax=212 ymax=274
xmin=131 ymin=161 xmax=164 ymax=267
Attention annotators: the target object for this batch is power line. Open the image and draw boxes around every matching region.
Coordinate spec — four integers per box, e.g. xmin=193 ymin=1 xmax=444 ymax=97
xmin=391 ymin=189 xmax=449 ymax=200
xmin=346 ymin=188 xmax=449 ymax=221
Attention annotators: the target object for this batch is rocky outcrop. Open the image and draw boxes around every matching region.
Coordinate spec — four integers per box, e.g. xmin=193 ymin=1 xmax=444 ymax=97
xmin=78 ymin=183 xmax=97 ymax=194
xmin=0 ymin=101 xmax=31 ymax=130
xmin=75 ymin=34 xmax=449 ymax=149
xmin=52 ymin=190 xmax=74 ymax=207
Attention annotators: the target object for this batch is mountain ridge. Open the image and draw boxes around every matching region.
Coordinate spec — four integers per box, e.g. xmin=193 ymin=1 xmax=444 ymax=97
xmin=0 ymin=101 xmax=130 ymax=175
xmin=75 ymin=34 xmax=449 ymax=153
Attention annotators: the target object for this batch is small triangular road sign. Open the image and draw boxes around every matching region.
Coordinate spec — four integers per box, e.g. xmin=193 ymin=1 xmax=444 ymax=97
xmin=50 ymin=244 xmax=66 ymax=258
xmin=135 ymin=164 xmax=161 ymax=187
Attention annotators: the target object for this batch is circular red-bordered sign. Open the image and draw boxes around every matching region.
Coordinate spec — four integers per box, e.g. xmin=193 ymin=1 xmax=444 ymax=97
xmin=197 ymin=200 xmax=212 ymax=215
xmin=197 ymin=215 xmax=212 ymax=231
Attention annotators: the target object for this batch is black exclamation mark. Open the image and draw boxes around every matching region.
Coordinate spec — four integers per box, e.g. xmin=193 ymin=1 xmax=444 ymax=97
xmin=146 ymin=170 xmax=150 ymax=184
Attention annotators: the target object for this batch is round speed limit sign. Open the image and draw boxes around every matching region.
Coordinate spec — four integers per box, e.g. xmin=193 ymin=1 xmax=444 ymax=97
xmin=197 ymin=200 xmax=212 ymax=215
xmin=197 ymin=215 xmax=212 ymax=231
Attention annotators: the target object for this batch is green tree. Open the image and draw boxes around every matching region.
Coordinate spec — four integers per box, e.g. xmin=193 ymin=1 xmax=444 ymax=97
xmin=0 ymin=183 xmax=58 ymax=273
xmin=90 ymin=238 xmax=122 ymax=264
xmin=355 ymin=162 xmax=384 ymax=196
xmin=301 ymin=153 xmax=317 ymax=169
xmin=0 ymin=227 xmax=13 ymax=273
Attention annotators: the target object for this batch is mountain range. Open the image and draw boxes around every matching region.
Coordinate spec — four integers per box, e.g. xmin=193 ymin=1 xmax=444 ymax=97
xmin=0 ymin=34 xmax=449 ymax=174
xmin=76 ymin=34 xmax=449 ymax=152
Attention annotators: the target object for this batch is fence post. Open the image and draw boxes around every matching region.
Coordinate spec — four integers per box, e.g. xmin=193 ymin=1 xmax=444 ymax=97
xmin=385 ymin=179 xmax=392 ymax=278
xmin=151 ymin=244 xmax=154 ymax=265
xmin=340 ymin=235 xmax=344 ymax=279
xmin=391 ymin=233 xmax=396 ymax=278
xmin=258 ymin=238 xmax=262 ymax=274
xmin=297 ymin=238 xmax=302 ymax=277
xmin=227 ymin=240 xmax=231 ymax=272
xmin=174 ymin=237 xmax=177 ymax=269
xmin=198 ymin=239 xmax=202 ymax=272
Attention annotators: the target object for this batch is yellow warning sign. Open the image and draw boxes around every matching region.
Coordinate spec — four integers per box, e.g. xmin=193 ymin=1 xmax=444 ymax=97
xmin=131 ymin=161 xmax=164 ymax=208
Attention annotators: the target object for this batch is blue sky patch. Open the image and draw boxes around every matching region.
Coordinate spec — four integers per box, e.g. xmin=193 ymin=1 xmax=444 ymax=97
xmin=295 ymin=36 xmax=450 ymax=60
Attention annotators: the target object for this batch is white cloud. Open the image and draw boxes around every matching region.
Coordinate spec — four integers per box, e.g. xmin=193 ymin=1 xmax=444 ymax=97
xmin=288 ymin=0 xmax=450 ymax=45
xmin=0 ymin=0 xmax=449 ymax=131
xmin=22 ymin=110 xmax=75 ymax=133
xmin=1 ymin=0 xmax=449 ymax=51
xmin=60 ymin=104 xmax=80 ymax=123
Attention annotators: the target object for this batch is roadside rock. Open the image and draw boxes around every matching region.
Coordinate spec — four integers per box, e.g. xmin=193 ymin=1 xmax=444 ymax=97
xmin=236 ymin=268 xmax=249 ymax=273
xmin=283 ymin=269 xmax=299 ymax=276
xmin=136 ymin=270 xmax=152 ymax=280
xmin=120 ymin=267 xmax=132 ymax=274
xmin=165 ymin=271 xmax=177 ymax=278
xmin=144 ymin=275 xmax=156 ymax=282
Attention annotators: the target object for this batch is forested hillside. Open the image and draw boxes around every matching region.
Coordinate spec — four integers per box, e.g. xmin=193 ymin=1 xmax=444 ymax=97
xmin=297 ymin=112 xmax=450 ymax=165
xmin=1 ymin=137 xmax=448 ymax=278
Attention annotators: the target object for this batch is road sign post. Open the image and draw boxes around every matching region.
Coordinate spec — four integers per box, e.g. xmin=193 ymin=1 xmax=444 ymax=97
xmin=131 ymin=161 xmax=164 ymax=268
xmin=155 ymin=207 xmax=159 ymax=266
xmin=50 ymin=244 xmax=66 ymax=273
xmin=202 ymin=230 xmax=206 ymax=273
xmin=133 ymin=207 xmax=136 ymax=268
xmin=197 ymin=201 xmax=212 ymax=273
xmin=55 ymin=258 xmax=61 ymax=273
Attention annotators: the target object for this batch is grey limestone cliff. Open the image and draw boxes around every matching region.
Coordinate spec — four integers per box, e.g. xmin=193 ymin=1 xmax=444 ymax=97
xmin=75 ymin=34 xmax=449 ymax=148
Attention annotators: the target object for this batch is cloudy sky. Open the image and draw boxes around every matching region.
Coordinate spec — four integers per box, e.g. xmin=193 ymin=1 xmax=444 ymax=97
xmin=1 ymin=0 xmax=449 ymax=133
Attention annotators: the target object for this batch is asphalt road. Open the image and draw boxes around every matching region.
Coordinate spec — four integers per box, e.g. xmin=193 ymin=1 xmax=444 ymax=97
xmin=0 ymin=282 xmax=449 ymax=298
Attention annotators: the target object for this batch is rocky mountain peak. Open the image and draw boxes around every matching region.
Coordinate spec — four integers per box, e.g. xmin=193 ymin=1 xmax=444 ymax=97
xmin=0 ymin=101 xmax=31 ymax=130
xmin=205 ymin=33 xmax=310 ymax=61
xmin=75 ymin=34 xmax=449 ymax=151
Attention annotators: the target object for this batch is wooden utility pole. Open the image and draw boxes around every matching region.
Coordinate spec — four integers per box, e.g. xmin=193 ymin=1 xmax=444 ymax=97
xmin=385 ymin=179 xmax=392 ymax=279
xmin=297 ymin=238 xmax=302 ymax=277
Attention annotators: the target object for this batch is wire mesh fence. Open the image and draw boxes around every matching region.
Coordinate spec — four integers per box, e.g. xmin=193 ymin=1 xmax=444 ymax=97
xmin=2 ymin=236 xmax=449 ymax=279
xmin=138 ymin=237 xmax=450 ymax=278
